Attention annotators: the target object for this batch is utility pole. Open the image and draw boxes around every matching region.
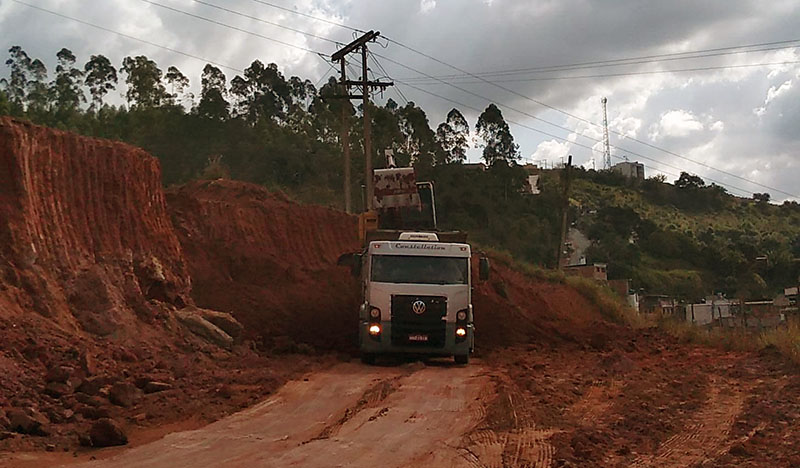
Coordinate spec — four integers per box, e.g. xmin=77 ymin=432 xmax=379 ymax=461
xmin=339 ymin=59 xmax=351 ymax=213
xmin=556 ymin=155 xmax=573 ymax=269
xmin=330 ymin=31 xmax=393 ymax=212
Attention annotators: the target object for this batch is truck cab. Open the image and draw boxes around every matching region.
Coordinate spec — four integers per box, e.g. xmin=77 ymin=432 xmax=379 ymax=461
xmin=358 ymin=232 xmax=479 ymax=364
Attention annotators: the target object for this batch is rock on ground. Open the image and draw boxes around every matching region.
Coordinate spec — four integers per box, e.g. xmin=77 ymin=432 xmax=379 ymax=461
xmin=89 ymin=418 xmax=128 ymax=447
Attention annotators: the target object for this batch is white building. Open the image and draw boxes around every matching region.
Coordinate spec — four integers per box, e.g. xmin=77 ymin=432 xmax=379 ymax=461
xmin=611 ymin=161 xmax=645 ymax=180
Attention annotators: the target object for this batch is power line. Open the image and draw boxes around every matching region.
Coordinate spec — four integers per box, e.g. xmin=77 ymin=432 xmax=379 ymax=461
xmin=188 ymin=0 xmax=344 ymax=46
xmin=398 ymin=40 xmax=800 ymax=81
xmin=11 ymin=0 xmax=244 ymax=73
xmin=246 ymin=0 xmax=366 ymax=34
xmin=369 ymin=52 xmax=409 ymax=105
xmin=379 ymin=38 xmax=799 ymax=198
xmin=398 ymin=60 xmax=800 ymax=84
xmin=138 ymin=0 xmax=328 ymax=56
xmin=393 ymin=78 xmax=753 ymax=197
xmin=25 ymin=0 xmax=785 ymax=197
xmin=186 ymin=0 xmax=796 ymax=197
xmin=237 ymin=0 xmax=797 ymax=197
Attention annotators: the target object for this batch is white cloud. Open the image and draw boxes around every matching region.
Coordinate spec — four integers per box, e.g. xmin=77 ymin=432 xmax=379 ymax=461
xmin=419 ymin=0 xmax=436 ymax=14
xmin=649 ymin=110 xmax=704 ymax=140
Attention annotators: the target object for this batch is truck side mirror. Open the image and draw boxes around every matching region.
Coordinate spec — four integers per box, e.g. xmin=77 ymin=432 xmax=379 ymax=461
xmin=479 ymin=257 xmax=490 ymax=281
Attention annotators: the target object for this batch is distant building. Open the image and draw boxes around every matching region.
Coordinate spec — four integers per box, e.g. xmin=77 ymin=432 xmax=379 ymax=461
xmin=522 ymin=174 xmax=541 ymax=195
xmin=564 ymin=263 xmax=607 ymax=282
xmin=685 ymin=297 xmax=736 ymax=325
xmin=463 ymin=162 xmax=487 ymax=171
xmin=640 ymin=295 xmax=678 ymax=316
xmin=611 ymin=161 xmax=645 ymax=180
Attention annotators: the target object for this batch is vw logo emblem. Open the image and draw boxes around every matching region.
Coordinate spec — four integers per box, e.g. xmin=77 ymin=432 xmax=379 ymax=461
xmin=412 ymin=300 xmax=426 ymax=315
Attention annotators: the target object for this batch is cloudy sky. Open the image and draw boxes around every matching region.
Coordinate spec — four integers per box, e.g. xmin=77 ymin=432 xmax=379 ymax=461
xmin=2 ymin=0 xmax=799 ymax=200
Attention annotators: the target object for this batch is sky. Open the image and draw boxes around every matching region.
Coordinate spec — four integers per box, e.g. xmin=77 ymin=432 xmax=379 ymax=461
xmin=1 ymin=0 xmax=799 ymax=200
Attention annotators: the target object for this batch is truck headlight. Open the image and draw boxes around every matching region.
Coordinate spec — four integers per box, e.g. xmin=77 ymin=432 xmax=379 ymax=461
xmin=369 ymin=307 xmax=381 ymax=319
xmin=368 ymin=324 xmax=381 ymax=335
xmin=455 ymin=327 xmax=466 ymax=337
xmin=456 ymin=310 xmax=467 ymax=321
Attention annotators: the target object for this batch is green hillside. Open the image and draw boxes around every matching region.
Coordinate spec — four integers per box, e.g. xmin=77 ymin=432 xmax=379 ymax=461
xmin=565 ymin=169 xmax=800 ymax=300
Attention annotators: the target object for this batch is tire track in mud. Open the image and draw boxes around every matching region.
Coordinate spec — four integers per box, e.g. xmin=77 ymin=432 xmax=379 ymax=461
xmin=463 ymin=388 xmax=558 ymax=468
xmin=305 ymin=377 xmax=400 ymax=442
xmin=568 ymin=379 xmax=623 ymax=427
xmin=625 ymin=376 xmax=748 ymax=468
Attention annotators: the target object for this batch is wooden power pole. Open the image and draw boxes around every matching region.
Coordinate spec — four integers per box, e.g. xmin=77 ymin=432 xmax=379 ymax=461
xmin=331 ymin=31 xmax=393 ymax=212
xmin=556 ymin=155 xmax=573 ymax=269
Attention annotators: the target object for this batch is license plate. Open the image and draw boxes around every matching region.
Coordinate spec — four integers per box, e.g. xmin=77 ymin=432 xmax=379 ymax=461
xmin=408 ymin=334 xmax=429 ymax=342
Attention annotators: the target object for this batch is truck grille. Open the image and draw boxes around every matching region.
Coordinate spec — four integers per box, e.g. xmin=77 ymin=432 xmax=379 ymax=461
xmin=390 ymin=295 xmax=447 ymax=348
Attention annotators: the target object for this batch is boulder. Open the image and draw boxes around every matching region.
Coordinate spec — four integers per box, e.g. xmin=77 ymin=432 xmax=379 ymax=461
xmin=89 ymin=418 xmax=128 ymax=447
xmin=75 ymin=376 xmax=107 ymax=396
xmin=79 ymin=406 xmax=111 ymax=420
xmin=143 ymin=381 xmax=173 ymax=394
xmin=108 ymin=383 xmax=142 ymax=408
xmin=45 ymin=365 xmax=74 ymax=383
xmin=175 ymin=308 xmax=233 ymax=349
xmin=7 ymin=407 xmax=50 ymax=436
xmin=0 ymin=410 xmax=9 ymax=429
xmin=196 ymin=308 xmax=243 ymax=339
xmin=44 ymin=381 xmax=73 ymax=398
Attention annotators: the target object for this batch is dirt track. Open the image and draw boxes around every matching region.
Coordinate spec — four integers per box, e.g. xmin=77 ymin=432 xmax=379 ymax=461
xmin=69 ymin=362 xmax=491 ymax=468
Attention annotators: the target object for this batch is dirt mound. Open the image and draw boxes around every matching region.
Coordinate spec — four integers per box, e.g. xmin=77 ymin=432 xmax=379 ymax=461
xmin=473 ymin=259 xmax=622 ymax=350
xmin=0 ymin=117 xmax=190 ymax=332
xmin=166 ymin=180 xmax=361 ymax=352
xmin=166 ymin=178 xmax=618 ymax=353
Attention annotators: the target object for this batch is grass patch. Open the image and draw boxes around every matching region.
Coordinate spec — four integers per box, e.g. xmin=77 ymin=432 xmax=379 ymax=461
xmin=477 ymin=244 xmax=643 ymax=327
xmin=659 ymin=317 xmax=800 ymax=365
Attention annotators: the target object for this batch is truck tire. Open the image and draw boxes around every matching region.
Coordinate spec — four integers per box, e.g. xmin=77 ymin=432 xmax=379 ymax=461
xmin=361 ymin=353 xmax=376 ymax=365
xmin=454 ymin=354 xmax=469 ymax=365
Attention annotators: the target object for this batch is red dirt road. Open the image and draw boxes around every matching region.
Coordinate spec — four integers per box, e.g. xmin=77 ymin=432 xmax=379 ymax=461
xmin=69 ymin=362 xmax=492 ymax=468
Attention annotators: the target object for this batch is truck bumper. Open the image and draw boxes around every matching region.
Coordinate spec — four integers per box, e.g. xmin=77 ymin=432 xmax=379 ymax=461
xmin=359 ymin=320 xmax=473 ymax=356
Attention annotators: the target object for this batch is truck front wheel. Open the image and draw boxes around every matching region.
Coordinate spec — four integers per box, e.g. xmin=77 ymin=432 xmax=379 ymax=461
xmin=454 ymin=354 xmax=469 ymax=365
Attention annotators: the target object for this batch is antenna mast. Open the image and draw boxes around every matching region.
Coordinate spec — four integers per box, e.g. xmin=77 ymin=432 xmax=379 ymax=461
xmin=601 ymin=97 xmax=611 ymax=170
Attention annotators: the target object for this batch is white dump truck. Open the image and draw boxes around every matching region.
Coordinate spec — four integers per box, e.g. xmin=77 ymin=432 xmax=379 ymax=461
xmin=343 ymin=166 xmax=489 ymax=364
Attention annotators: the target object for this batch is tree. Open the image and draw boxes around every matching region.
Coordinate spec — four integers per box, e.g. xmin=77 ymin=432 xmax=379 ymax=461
xmin=84 ymin=54 xmax=117 ymax=111
xmin=398 ymin=102 xmax=438 ymax=168
xmin=0 ymin=88 xmax=9 ymax=115
xmin=197 ymin=64 xmax=229 ymax=120
xmin=24 ymin=57 xmax=49 ymax=119
xmin=2 ymin=46 xmax=30 ymax=113
xmin=121 ymin=55 xmax=167 ymax=108
xmin=164 ymin=66 xmax=191 ymax=106
xmin=230 ymin=60 xmax=291 ymax=124
xmin=476 ymin=103 xmax=518 ymax=164
xmin=753 ymin=192 xmax=771 ymax=203
xmin=674 ymin=171 xmax=705 ymax=189
xmin=435 ymin=108 xmax=469 ymax=164
xmin=51 ymin=48 xmax=85 ymax=120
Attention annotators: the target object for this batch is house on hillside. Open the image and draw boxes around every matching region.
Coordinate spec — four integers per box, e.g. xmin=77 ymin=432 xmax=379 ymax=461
xmin=685 ymin=296 xmax=736 ymax=325
xmin=564 ymin=263 xmax=607 ymax=282
xmin=611 ymin=161 xmax=645 ymax=180
xmin=641 ymin=295 xmax=679 ymax=317
xmin=609 ymin=278 xmax=639 ymax=312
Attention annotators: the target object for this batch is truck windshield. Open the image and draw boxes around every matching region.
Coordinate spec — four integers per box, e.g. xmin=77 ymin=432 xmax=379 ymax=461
xmin=371 ymin=255 xmax=468 ymax=285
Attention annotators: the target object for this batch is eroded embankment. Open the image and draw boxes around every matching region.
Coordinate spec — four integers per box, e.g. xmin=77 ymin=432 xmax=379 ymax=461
xmin=0 ymin=119 xmax=323 ymax=459
xmin=166 ymin=180 xmax=362 ymax=352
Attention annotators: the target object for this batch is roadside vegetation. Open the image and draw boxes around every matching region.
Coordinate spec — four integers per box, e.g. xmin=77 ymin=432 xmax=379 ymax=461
xmin=659 ymin=317 xmax=800 ymax=365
